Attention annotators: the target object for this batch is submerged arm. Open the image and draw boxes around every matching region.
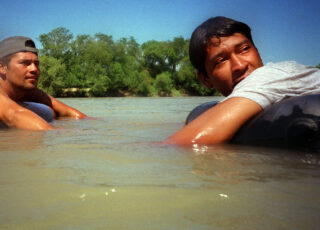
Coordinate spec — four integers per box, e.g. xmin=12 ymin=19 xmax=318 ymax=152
xmin=166 ymin=97 xmax=262 ymax=146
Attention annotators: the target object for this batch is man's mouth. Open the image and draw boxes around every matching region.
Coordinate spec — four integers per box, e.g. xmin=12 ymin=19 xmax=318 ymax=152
xmin=25 ymin=76 xmax=39 ymax=83
xmin=233 ymin=71 xmax=251 ymax=88
xmin=233 ymin=76 xmax=245 ymax=88
xmin=26 ymin=75 xmax=38 ymax=79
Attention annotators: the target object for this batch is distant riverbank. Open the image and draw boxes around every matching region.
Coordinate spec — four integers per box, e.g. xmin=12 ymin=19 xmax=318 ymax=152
xmin=60 ymin=88 xmax=217 ymax=97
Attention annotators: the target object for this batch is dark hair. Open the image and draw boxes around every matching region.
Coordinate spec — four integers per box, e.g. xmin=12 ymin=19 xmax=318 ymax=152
xmin=189 ymin=16 xmax=255 ymax=77
xmin=0 ymin=54 xmax=14 ymax=66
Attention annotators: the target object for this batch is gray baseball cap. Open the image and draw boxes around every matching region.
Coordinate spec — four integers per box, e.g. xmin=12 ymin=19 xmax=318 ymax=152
xmin=0 ymin=36 xmax=38 ymax=58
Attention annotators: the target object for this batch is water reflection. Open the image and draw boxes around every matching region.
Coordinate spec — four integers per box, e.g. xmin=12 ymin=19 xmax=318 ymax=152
xmin=188 ymin=143 xmax=320 ymax=184
xmin=0 ymin=129 xmax=46 ymax=151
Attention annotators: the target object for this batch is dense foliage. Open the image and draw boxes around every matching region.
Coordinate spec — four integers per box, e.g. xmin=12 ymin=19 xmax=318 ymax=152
xmin=37 ymin=27 xmax=218 ymax=97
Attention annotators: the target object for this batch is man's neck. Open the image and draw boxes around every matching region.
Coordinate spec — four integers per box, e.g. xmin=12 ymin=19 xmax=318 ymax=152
xmin=0 ymin=81 xmax=26 ymax=101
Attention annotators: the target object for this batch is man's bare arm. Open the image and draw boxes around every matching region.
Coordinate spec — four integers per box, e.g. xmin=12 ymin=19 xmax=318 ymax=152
xmin=166 ymin=97 xmax=262 ymax=145
xmin=0 ymin=93 xmax=54 ymax=130
xmin=48 ymin=95 xmax=88 ymax=119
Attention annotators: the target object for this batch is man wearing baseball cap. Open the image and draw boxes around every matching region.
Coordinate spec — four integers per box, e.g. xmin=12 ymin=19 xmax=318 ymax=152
xmin=0 ymin=36 xmax=88 ymax=130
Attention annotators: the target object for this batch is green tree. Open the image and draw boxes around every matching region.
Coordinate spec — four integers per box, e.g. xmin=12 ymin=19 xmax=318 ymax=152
xmin=38 ymin=27 xmax=221 ymax=97
xmin=141 ymin=40 xmax=170 ymax=78
xmin=38 ymin=56 xmax=66 ymax=97
xmin=155 ymin=72 xmax=174 ymax=96
xmin=130 ymin=70 xmax=155 ymax=96
xmin=167 ymin=37 xmax=186 ymax=73
xmin=67 ymin=34 xmax=114 ymax=89
xmin=126 ymin=37 xmax=142 ymax=59
xmin=112 ymin=37 xmax=142 ymax=93
xmin=39 ymin=27 xmax=73 ymax=60
xmin=109 ymin=62 xmax=125 ymax=91
xmin=89 ymin=74 xmax=111 ymax=97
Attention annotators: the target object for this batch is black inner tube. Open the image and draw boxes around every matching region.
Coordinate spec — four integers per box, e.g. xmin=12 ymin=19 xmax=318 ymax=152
xmin=185 ymin=95 xmax=320 ymax=151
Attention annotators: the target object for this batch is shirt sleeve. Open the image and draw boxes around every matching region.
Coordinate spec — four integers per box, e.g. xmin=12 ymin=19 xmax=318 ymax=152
xmin=223 ymin=62 xmax=320 ymax=109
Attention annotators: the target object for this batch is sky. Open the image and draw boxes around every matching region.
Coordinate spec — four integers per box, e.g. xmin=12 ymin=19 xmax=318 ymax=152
xmin=1 ymin=0 xmax=320 ymax=66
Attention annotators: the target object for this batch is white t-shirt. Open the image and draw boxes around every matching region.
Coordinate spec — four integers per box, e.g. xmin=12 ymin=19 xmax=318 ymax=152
xmin=224 ymin=61 xmax=320 ymax=109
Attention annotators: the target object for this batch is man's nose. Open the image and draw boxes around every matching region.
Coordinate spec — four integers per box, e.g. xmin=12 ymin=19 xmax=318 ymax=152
xmin=29 ymin=63 xmax=40 ymax=73
xmin=231 ymin=54 xmax=246 ymax=74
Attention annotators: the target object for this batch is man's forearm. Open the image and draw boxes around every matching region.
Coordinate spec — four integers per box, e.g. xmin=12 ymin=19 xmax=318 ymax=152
xmin=49 ymin=96 xmax=88 ymax=119
xmin=166 ymin=97 xmax=262 ymax=146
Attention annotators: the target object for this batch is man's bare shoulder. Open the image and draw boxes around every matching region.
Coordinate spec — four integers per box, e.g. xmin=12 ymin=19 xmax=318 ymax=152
xmin=0 ymin=88 xmax=13 ymax=107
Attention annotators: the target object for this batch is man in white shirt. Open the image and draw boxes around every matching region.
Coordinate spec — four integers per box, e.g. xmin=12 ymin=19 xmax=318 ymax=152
xmin=166 ymin=16 xmax=320 ymax=146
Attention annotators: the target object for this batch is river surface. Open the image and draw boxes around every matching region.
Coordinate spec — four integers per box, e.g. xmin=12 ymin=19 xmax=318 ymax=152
xmin=0 ymin=97 xmax=320 ymax=230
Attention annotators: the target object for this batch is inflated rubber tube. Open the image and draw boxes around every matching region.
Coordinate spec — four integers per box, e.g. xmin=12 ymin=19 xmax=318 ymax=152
xmin=19 ymin=102 xmax=54 ymax=122
xmin=0 ymin=102 xmax=54 ymax=128
xmin=186 ymin=94 xmax=320 ymax=150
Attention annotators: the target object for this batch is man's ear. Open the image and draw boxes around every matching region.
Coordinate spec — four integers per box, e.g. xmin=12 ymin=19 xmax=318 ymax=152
xmin=0 ymin=63 xmax=8 ymax=76
xmin=197 ymin=72 xmax=212 ymax=88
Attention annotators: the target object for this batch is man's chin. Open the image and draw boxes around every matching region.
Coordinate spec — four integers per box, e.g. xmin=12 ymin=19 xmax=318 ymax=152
xmin=23 ymin=84 xmax=38 ymax=91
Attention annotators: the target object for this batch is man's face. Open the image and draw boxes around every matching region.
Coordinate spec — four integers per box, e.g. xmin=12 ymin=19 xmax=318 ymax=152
xmin=4 ymin=52 xmax=40 ymax=91
xmin=200 ymin=33 xmax=263 ymax=96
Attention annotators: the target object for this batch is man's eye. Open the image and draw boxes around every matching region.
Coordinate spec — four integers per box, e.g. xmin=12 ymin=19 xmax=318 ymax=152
xmin=215 ymin=58 xmax=225 ymax=65
xmin=21 ymin=61 xmax=30 ymax=65
xmin=240 ymin=45 xmax=250 ymax=53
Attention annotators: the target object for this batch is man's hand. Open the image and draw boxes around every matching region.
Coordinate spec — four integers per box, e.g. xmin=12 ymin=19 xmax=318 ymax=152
xmin=166 ymin=97 xmax=262 ymax=146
